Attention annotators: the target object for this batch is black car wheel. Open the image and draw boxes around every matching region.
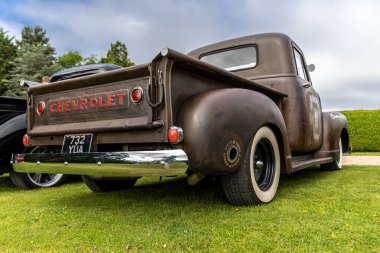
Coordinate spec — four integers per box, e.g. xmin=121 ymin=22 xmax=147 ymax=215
xmin=9 ymin=146 xmax=68 ymax=189
xmin=9 ymin=172 xmax=67 ymax=189
xmin=222 ymin=126 xmax=281 ymax=205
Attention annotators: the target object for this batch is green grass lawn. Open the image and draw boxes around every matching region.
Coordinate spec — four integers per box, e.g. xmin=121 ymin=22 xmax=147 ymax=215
xmin=1 ymin=166 xmax=379 ymax=252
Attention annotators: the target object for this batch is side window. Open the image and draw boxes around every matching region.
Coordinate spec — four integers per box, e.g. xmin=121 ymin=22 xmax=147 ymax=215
xmin=294 ymin=49 xmax=308 ymax=81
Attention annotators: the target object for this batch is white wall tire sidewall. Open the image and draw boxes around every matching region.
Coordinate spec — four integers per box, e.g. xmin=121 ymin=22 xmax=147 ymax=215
xmin=249 ymin=127 xmax=280 ymax=203
xmin=337 ymin=138 xmax=343 ymax=169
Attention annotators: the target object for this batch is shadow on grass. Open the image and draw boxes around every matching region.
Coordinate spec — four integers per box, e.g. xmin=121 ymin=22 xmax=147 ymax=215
xmin=279 ymin=166 xmax=336 ymax=188
xmin=280 ymin=166 xmax=334 ymax=185
xmin=0 ymin=166 xmax=344 ymax=213
xmin=54 ymin=167 xmax=338 ymax=210
xmin=61 ymin=176 xmax=228 ymax=208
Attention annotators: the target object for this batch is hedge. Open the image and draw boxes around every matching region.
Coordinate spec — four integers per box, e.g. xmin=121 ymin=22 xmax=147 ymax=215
xmin=340 ymin=109 xmax=380 ymax=152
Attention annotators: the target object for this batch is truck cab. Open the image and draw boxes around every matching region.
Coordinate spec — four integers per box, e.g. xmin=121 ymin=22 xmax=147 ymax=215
xmin=189 ymin=33 xmax=348 ymax=171
xmin=190 ymin=34 xmax=324 ymax=155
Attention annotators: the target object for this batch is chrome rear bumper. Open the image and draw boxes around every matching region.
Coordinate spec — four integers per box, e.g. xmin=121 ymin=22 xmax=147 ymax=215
xmin=12 ymin=150 xmax=188 ymax=177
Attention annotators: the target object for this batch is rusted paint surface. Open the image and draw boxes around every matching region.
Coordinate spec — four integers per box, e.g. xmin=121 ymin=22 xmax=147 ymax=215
xmin=24 ymin=33 xmax=349 ymax=175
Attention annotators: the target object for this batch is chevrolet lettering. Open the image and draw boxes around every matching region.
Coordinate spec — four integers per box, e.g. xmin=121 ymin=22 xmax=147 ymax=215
xmin=48 ymin=92 xmax=128 ymax=114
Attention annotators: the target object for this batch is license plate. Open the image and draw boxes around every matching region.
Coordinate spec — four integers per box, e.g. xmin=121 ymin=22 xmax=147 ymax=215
xmin=61 ymin=134 xmax=93 ymax=153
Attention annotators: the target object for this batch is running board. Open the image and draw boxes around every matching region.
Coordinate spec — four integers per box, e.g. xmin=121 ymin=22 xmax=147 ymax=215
xmin=291 ymin=156 xmax=334 ymax=172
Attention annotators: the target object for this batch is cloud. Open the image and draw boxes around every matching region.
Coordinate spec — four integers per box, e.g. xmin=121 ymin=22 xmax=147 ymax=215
xmin=235 ymin=0 xmax=380 ymax=110
xmin=295 ymin=1 xmax=380 ymax=110
xmin=8 ymin=0 xmax=228 ymax=62
xmin=0 ymin=0 xmax=379 ymax=110
xmin=320 ymin=79 xmax=380 ymax=110
xmin=0 ymin=18 xmax=23 ymax=39
xmin=11 ymin=1 xmax=151 ymax=59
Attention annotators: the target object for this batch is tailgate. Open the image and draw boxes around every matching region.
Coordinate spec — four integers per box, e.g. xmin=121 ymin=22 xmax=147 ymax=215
xmin=29 ymin=66 xmax=153 ymax=136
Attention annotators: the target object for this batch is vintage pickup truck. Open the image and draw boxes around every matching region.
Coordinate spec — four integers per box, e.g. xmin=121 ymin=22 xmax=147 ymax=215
xmin=12 ymin=33 xmax=349 ymax=205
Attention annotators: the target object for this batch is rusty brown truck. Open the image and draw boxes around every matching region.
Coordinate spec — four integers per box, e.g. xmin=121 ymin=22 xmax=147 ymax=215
xmin=12 ymin=33 xmax=349 ymax=205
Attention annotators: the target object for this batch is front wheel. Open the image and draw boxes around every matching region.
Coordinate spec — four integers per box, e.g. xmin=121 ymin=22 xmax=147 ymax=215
xmin=222 ymin=126 xmax=281 ymax=205
xmin=9 ymin=172 xmax=67 ymax=189
xmin=321 ymin=137 xmax=343 ymax=170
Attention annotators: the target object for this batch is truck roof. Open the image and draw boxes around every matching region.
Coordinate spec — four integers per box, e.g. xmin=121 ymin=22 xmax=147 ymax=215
xmin=188 ymin=33 xmax=298 ymax=79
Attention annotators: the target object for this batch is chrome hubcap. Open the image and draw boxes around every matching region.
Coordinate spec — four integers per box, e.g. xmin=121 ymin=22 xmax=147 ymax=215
xmin=255 ymin=160 xmax=264 ymax=169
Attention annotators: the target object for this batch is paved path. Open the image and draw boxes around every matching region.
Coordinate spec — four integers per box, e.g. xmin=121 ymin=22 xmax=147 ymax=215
xmin=343 ymin=156 xmax=380 ymax=166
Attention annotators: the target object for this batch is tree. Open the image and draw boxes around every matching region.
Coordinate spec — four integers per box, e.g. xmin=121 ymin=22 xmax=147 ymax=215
xmin=3 ymin=26 xmax=55 ymax=97
xmin=100 ymin=41 xmax=134 ymax=67
xmin=17 ymin=25 xmax=54 ymax=55
xmin=83 ymin=54 xmax=99 ymax=65
xmin=54 ymin=52 xmax=101 ymax=72
xmin=0 ymin=29 xmax=17 ymax=95
xmin=4 ymin=44 xmax=55 ymax=97
xmin=55 ymin=51 xmax=83 ymax=70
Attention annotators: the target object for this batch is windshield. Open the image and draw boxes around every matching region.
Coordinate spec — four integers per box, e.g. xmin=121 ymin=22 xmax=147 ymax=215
xmin=200 ymin=46 xmax=257 ymax=71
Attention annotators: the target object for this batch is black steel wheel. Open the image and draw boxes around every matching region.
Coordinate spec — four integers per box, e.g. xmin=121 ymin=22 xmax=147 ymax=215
xmin=253 ymin=137 xmax=276 ymax=192
xmin=222 ymin=126 xmax=281 ymax=205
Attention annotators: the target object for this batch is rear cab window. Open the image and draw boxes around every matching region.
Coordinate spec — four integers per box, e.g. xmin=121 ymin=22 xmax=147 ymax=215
xmin=200 ymin=46 xmax=257 ymax=71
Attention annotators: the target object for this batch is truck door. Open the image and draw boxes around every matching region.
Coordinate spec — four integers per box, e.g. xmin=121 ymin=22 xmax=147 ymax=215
xmin=293 ymin=46 xmax=323 ymax=152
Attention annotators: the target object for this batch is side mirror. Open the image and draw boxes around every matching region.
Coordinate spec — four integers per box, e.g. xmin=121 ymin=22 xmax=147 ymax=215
xmin=307 ymin=64 xmax=315 ymax=72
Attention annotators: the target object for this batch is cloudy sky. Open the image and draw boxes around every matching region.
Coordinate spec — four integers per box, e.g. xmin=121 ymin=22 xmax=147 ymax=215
xmin=0 ymin=0 xmax=379 ymax=110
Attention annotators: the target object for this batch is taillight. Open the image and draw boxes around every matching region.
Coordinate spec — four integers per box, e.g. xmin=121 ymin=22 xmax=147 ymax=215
xmin=37 ymin=101 xmax=45 ymax=115
xmin=168 ymin=126 xmax=184 ymax=144
xmin=131 ymin=87 xmax=143 ymax=104
xmin=22 ymin=134 xmax=29 ymax=147
xmin=15 ymin=155 xmax=24 ymax=163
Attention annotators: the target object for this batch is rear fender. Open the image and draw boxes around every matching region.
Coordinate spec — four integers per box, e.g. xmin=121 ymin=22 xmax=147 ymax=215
xmin=176 ymin=89 xmax=291 ymax=175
